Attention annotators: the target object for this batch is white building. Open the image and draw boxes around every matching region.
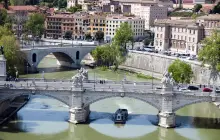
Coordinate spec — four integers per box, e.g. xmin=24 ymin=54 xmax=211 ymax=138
xmin=110 ymin=0 xmax=169 ymax=30
xmin=105 ymin=15 xmax=145 ymax=41
xmin=154 ymin=19 xmax=204 ymax=55
xmin=196 ymin=14 xmax=220 ymax=37
xmin=67 ymin=0 xmax=77 ymax=8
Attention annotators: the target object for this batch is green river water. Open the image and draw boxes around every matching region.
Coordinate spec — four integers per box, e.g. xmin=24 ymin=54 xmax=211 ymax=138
xmin=0 ymin=57 xmax=220 ymax=140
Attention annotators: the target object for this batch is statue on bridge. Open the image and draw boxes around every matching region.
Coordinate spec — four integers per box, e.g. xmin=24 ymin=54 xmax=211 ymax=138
xmin=72 ymin=68 xmax=88 ymax=88
xmin=161 ymin=71 xmax=175 ymax=90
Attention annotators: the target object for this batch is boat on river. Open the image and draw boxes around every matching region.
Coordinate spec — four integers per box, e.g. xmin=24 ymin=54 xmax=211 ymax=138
xmin=114 ymin=109 xmax=128 ymax=124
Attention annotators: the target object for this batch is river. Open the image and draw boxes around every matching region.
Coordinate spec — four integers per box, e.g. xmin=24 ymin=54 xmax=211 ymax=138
xmin=1 ymin=57 xmax=220 ymax=140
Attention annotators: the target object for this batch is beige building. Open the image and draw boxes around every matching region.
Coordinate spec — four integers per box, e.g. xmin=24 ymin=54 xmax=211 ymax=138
xmin=197 ymin=14 xmax=220 ymax=37
xmin=105 ymin=15 xmax=145 ymax=41
xmin=107 ymin=0 xmax=169 ymax=30
xmin=154 ymin=19 xmax=204 ymax=55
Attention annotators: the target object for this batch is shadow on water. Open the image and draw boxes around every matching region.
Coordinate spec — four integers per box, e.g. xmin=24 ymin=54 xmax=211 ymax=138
xmin=176 ymin=115 xmax=220 ymax=129
xmin=1 ymin=107 xmax=220 ymax=129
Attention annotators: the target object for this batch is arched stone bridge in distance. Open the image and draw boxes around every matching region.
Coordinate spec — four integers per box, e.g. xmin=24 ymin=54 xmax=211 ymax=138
xmin=20 ymin=42 xmax=101 ymax=72
xmin=0 ymin=78 xmax=220 ymax=128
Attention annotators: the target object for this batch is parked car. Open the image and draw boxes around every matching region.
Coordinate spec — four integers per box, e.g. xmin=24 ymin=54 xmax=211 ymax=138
xmin=215 ymin=87 xmax=220 ymax=93
xmin=203 ymin=88 xmax=212 ymax=92
xmin=179 ymin=87 xmax=191 ymax=92
xmin=188 ymin=86 xmax=199 ymax=90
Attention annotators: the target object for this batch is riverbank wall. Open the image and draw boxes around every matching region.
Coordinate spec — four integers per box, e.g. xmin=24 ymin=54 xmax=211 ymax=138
xmin=0 ymin=95 xmax=30 ymax=125
xmin=122 ymin=51 xmax=218 ymax=85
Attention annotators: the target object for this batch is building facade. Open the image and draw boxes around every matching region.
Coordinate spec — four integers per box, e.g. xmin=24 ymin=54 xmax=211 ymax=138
xmin=105 ymin=15 xmax=145 ymax=41
xmin=196 ymin=14 xmax=220 ymax=37
xmin=154 ymin=19 xmax=204 ymax=55
xmin=7 ymin=6 xmax=38 ymax=37
xmin=67 ymin=0 xmax=77 ymax=8
xmin=45 ymin=14 xmax=63 ymax=39
xmin=105 ymin=0 xmax=168 ymax=30
xmin=88 ymin=14 xmax=106 ymax=37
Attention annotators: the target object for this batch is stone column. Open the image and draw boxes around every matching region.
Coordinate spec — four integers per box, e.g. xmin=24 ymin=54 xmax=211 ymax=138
xmin=158 ymin=80 xmax=175 ymax=128
xmin=0 ymin=55 xmax=6 ymax=81
xmin=69 ymin=90 xmax=90 ymax=124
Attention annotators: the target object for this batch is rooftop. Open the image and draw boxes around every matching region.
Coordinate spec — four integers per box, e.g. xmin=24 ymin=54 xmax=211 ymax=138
xmin=197 ymin=14 xmax=220 ymax=20
xmin=113 ymin=0 xmax=156 ymax=3
xmin=155 ymin=19 xmax=195 ymax=25
xmin=8 ymin=6 xmax=37 ymax=11
xmin=106 ymin=14 xmax=142 ymax=20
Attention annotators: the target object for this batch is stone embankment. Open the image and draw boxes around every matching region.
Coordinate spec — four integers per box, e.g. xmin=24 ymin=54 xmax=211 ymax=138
xmin=0 ymin=95 xmax=30 ymax=125
xmin=122 ymin=51 xmax=220 ymax=108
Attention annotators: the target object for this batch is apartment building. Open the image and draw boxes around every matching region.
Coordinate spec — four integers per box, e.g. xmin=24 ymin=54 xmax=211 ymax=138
xmin=88 ymin=14 xmax=106 ymax=37
xmin=104 ymin=0 xmax=168 ymax=30
xmin=197 ymin=14 xmax=220 ymax=37
xmin=105 ymin=15 xmax=145 ymax=41
xmin=154 ymin=19 xmax=204 ymax=55
xmin=45 ymin=14 xmax=63 ymax=39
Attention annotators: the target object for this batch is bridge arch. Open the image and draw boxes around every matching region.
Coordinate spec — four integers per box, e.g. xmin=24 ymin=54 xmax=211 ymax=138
xmin=173 ymin=98 xmax=212 ymax=112
xmin=2 ymin=92 xmax=70 ymax=107
xmin=83 ymin=95 xmax=161 ymax=110
xmin=29 ymin=51 xmax=75 ymax=69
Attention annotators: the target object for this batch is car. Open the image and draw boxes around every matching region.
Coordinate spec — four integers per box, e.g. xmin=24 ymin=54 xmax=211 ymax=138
xmin=179 ymin=87 xmax=191 ymax=92
xmin=188 ymin=86 xmax=199 ymax=90
xmin=203 ymin=88 xmax=212 ymax=92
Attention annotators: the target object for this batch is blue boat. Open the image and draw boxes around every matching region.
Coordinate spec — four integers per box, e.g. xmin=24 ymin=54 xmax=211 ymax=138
xmin=114 ymin=109 xmax=128 ymax=124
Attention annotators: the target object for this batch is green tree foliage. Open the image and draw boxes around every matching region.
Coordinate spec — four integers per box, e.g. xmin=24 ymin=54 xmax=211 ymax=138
xmin=91 ymin=44 xmax=117 ymax=66
xmin=212 ymin=2 xmax=220 ymax=14
xmin=91 ymin=22 xmax=133 ymax=70
xmin=10 ymin=0 xmax=28 ymax=5
xmin=198 ymin=30 xmax=220 ymax=82
xmin=64 ymin=30 xmax=72 ymax=39
xmin=143 ymin=38 xmax=151 ymax=46
xmin=95 ymin=30 xmax=104 ymax=42
xmin=113 ymin=22 xmax=133 ymax=49
xmin=25 ymin=13 xmax=45 ymax=38
xmin=85 ymin=33 xmax=92 ymax=40
xmin=0 ymin=9 xmax=7 ymax=25
xmin=67 ymin=5 xmax=82 ymax=13
xmin=193 ymin=4 xmax=202 ymax=13
xmin=0 ymin=26 xmax=24 ymax=76
xmin=168 ymin=59 xmax=193 ymax=83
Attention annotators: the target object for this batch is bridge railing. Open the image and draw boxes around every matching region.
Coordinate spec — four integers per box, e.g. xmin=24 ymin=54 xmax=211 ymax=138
xmin=15 ymin=78 xmax=160 ymax=86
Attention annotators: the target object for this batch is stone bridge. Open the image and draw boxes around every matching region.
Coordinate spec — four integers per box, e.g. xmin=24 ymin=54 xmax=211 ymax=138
xmin=21 ymin=42 xmax=100 ymax=72
xmin=0 ymin=78 xmax=219 ymax=128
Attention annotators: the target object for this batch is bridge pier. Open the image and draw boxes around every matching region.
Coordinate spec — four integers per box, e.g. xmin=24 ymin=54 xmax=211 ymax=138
xmin=69 ymin=106 xmax=90 ymax=124
xmin=158 ymin=112 xmax=175 ymax=128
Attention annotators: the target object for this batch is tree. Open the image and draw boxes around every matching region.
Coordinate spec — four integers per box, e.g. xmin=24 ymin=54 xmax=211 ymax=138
xmin=95 ymin=30 xmax=104 ymax=42
xmin=25 ymin=13 xmax=45 ymax=38
xmin=0 ymin=9 xmax=7 ymax=25
xmin=113 ymin=22 xmax=133 ymax=49
xmin=85 ymin=33 xmax=92 ymax=40
xmin=67 ymin=5 xmax=82 ymax=13
xmin=168 ymin=59 xmax=193 ymax=83
xmin=64 ymin=30 xmax=72 ymax=39
xmin=143 ymin=38 xmax=151 ymax=46
xmin=198 ymin=30 xmax=220 ymax=86
xmin=0 ymin=26 xmax=24 ymax=76
xmin=193 ymin=4 xmax=202 ymax=13
xmin=91 ymin=44 xmax=117 ymax=66
xmin=212 ymin=2 xmax=220 ymax=14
